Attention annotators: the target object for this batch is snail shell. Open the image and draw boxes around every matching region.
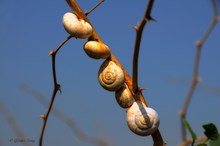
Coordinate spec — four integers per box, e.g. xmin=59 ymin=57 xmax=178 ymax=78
xmin=115 ymin=84 xmax=133 ymax=108
xmin=83 ymin=41 xmax=111 ymax=59
xmin=98 ymin=60 xmax=125 ymax=91
xmin=126 ymin=101 xmax=160 ymax=136
xmin=62 ymin=12 xmax=93 ymax=38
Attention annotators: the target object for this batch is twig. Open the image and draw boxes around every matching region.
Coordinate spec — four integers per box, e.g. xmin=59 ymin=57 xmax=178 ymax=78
xmin=0 ymin=102 xmax=32 ymax=146
xmin=39 ymin=1 xmax=106 ymax=145
xmin=179 ymin=136 xmax=208 ymax=146
xmin=19 ymin=84 xmax=108 ymax=146
xmin=198 ymin=82 xmax=220 ymax=96
xmin=39 ymin=35 xmax=72 ymax=146
xmin=39 ymin=1 xmax=107 ymax=144
xmin=132 ymin=0 xmax=165 ymax=145
xmin=66 ymin=0 xmax=146 ymax=110
xmin=66 ymin=0 xmax=165 ymax=145
xmin=132 ymin=0 xmax=155 ymax=107
xmin=179 ymin=0 xmax=219 ymax=142
xmin=166 ymin=75 xmax=220 ymax=96
xmin=85 ymin=0 xmax=105 ymax=16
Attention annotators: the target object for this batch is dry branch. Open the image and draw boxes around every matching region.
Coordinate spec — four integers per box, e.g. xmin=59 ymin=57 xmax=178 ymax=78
xmin=179 ymin=0 xmax=219 ymax=143
xmin=131 ymin=0 xmax=165 ymax=145
xmin=38 ymin=0 xmax=166 ymax=145
xmin=179 ymin=136 xmax=208 ymax=146
xmin=20 ymin=84 xmax=108 ymax=146
xmin=39 ymin=2 xmax=107 ymax=146
xmin=39 ymin=35 xmax=72 ymax=146
xmin=66 ymin=0 xmax=165 ymax=145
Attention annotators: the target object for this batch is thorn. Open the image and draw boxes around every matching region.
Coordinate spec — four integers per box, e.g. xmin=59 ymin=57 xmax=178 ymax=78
xmin=139 ymin=88 xmax=145 ymax=91
xmin=179 ymin=110 xmax=184 ymax=117
xmin=133 ymin=25 xmax=138 ymax=31
xmin=149 ymin=16 xmax=157 ymax=22
xmin=59 ymin=89 xmax=62 ymax=94
xmin=85 ymin=10 xmax=89 ymax=16
xmin=39 ymin=114 xmax=46 ymax=119
xmin=49 ymin=50 xmax=55 ymax=55
xmin=56 ymin=84 xmax=62 ymax=94
xmin=214 ymin=16 xmax=219 ymax=22
xmin=195 ymin=40 xmax=202 ymax=48
xmin=194 ymin=76 xmax=202 ymax=83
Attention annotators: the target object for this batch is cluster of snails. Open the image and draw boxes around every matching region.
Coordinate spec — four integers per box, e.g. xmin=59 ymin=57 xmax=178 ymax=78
xmin=62 ymin=12 xmax=160 ymax=136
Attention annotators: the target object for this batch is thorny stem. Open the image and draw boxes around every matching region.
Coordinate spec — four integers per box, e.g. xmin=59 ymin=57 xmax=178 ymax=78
xmin=66 ymin=0 xmax=165 ymax=145
xmin=132 ymin=0 xmax=155 ymax=106
xmin=66 ymin=0 xmax=147 ymax=109
xmin=39 ymin=1 xmax=105 ymax=145
xmin=39 ymin=35 xmax=72 ymax=146
xmin=132 ymin=0 xmax=165 ymax=145
xmin=20 ymin=84 xmax=108 ymax=146
xmin=179 ymin=0 xmax=219 ymax=142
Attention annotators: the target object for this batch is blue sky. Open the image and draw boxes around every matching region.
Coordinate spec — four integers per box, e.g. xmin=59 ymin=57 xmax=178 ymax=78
xmin=0 ymin=0 xmax=220 ymax=146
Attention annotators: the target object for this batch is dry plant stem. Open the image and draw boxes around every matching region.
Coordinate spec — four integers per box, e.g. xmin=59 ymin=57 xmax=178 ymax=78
xmin=39 ymin=2 xmax=104 ymax=145
xmin=66 ymin=0 xmax=165 ymax=145
xmin=152 ymin=130 xmax=166 ymax=146
xmin=132 ymin=0 xmax=165 ymax=145
xmin=39 ymin=35 xmax=72 ymax=146
xmin=20 ymin=84 xmax=108 ymax=146
xmin=132 ymin=0 xmax=155 ymax=106
xmin=0 ymin=102 xmax=32 ymax=146
xmin=85 ymin=0 xmax=105 ymax=16
xmin=199 ymin=83 xmax=220 ymax=96
xmin=179 ymin=0 xmax=219 ymax=142
xmin=179 ymin=136 xmax=207 ymax=146
xmin=166 ymin=76 xmax=220 ymax=96
xmin=66 ymin=0 xmax=146 ymax=105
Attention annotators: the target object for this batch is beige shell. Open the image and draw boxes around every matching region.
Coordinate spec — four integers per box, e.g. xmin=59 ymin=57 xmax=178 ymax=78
xmin=126 ymin=101 xmax=160 ymax=136
xmin=83 ymin=41 xmax=111 ymax=59
xmin=62 ymin=12 xmax=93 ymax=38
xmin=98 ymin=60 xmax=124 ymax=91
xmin=115 ymin=84 xmax=133 ymax=108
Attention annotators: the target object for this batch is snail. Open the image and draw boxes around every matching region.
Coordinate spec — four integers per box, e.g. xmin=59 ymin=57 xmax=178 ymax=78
xmin=83 ymin=41 xmax=111 ymax=59
xmin=98 ymin=60 xmax=125 ymax=91
xmin=62 ymin=12 xmax=93 ymax=38
xmin=115 ymin=84 xmax=133 ymax=108
xmin=126 ymin=101 xmax=160 ymax=136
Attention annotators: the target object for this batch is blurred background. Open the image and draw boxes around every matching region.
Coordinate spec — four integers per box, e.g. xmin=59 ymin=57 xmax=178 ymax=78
xmin=0 ymin=0 xmax=220 ymax=145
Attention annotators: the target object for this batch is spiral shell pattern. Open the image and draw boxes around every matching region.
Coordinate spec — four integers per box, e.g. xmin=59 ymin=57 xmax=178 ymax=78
xmin=98 ymin=60 xmax=125 ymax=91
xmin=126 ymin=101 xmax=160 ymax=136
xmin=63 ymin=12 xmax=93 ymax=38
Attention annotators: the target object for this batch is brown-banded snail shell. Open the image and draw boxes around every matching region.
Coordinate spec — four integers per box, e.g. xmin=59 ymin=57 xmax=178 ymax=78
xmin=115 ymin=84 xmax=133 ymax=108
xmin=62 ymin=12 xmax=93 ymax=39
xmin=126 ymin=101 xmax=160 ymax=136
xmin=83 ymin=41 xmax=111 ymax=59
xmin=98 ymin=60 xmax=125 ymax=91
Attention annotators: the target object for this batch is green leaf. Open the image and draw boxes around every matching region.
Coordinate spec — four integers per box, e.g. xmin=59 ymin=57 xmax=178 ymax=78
xmin=197 ymin=144 xmax=207 ymax=146
xmin=182 ymin=118 xmax=197 ymax=140
xmin=209 ymin=136 xmax=220 ymax=146
xmin=202 ymin=123 xmax=219 ymax=141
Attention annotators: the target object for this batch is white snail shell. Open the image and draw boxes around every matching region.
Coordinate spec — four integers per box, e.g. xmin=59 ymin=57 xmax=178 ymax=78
xmin=83 ymin=41 xmax=111 ymax=59
xmin=98 ymin=60 xmax=125 ymax=91
xmin=115 ymin=84 xmax=133 ymax=108
xmin=126 ymin=101 xmax=160 ymax=136
xmin=62 ymin=12 xmax=93 ymax=39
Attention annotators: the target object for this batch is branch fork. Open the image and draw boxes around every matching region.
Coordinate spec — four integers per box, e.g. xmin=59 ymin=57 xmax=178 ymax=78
xmin=39 ymin=0 xmax=166 ymax=145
